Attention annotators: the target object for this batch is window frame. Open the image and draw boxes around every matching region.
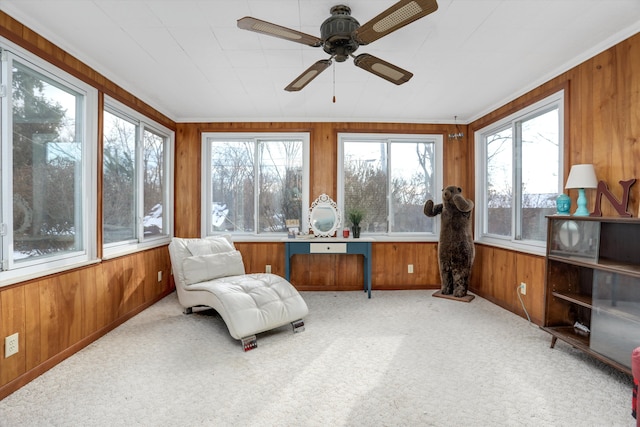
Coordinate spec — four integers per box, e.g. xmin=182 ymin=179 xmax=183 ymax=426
xmin=0 ymin=41 xmax=98 ymax=284
xmin=474 ymin=90 xmax=565 ymax=255
xmin=201 ymin=132 xmax=310 ymax=240
xmin=102 ymin=96 xmax=175 ymax=258
xmin=337 ymin=132 xmax=443 ymax=241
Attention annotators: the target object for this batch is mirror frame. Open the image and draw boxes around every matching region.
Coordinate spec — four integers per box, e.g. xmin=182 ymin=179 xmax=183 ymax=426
xmin=308 ymin=193 xmax=341 ymax=237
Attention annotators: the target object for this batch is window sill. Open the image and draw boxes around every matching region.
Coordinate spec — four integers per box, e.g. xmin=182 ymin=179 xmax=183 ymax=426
xmin=102 ymin=238 xmax=171 ymax=260
xmin=475 ymin=238 xmax=546 ymax=257
xmin=0 ymin=258 xmax=102 ymax=289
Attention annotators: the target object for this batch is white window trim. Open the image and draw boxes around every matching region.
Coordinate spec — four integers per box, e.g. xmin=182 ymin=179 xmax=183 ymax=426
xmin=474 ymin=90 xmax=565 ymax=256
xmin=0 ymin=40 xmax=98 ymax=285
xmin=337 ymin=132 xmax=443 ymax=242
xmin=102 ymin=96 xmax=174 ymax=259
xmin=201 ymin=132 xmax=310 ymax=241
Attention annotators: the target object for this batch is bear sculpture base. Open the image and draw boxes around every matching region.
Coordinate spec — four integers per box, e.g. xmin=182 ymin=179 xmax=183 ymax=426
xmin=432 ymin=290 xmax=475 ymax=303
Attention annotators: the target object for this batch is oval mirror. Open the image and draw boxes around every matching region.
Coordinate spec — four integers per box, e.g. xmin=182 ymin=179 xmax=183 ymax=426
xmin=309 ymin=193 xmax=341 ymax=237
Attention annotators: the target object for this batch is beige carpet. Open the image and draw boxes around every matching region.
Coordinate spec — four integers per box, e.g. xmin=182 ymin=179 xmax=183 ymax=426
xmin=0 ymin=290 xmax=634 ymax=426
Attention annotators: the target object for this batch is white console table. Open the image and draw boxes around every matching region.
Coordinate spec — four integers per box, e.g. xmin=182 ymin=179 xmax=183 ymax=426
xmin=284 ymin=237 xmax=374 ymax=298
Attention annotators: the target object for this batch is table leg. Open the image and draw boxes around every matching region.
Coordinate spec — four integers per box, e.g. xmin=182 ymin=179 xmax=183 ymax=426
xmin=285 ymin=245 xmax=291 ymax=281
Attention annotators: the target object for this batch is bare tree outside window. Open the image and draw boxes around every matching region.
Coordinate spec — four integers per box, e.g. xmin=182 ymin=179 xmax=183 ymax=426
xmin=486 ymin=128 xmax=513 ymax=236
xmin=143 ymin=129 xmax=165 ymax=237
xmin=258 ymin=140 xmax=303 ymax=232
xmin=102 ymin=102 xmax=171 ymax=250
xmin=482 ymin=98 xmax=562 ymax=245
xmin=343 ymin=137 xmax=438 ymax=234
xmin=391 ymin=142 xmax=435 ymax=233
xmin=210 ymin=140 xmax=255 ymax=232
xmin=103 ymin=112 xmax=136 ymax=243
xmin=208 ymin=137 xmax=304 ymax=235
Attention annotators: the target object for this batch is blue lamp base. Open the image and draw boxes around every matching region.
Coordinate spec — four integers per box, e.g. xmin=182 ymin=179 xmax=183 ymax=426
xmin=573 ymin=188 xmax=590 ymax=216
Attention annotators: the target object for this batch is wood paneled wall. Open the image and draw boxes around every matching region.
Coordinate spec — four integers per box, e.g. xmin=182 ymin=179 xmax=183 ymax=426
xmin=472 ymin=245 xmax=546 ymax=324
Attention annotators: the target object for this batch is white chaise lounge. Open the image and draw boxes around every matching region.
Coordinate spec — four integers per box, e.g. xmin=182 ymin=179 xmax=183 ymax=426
xmin=168 ymin=236 xmax=308 ymax=350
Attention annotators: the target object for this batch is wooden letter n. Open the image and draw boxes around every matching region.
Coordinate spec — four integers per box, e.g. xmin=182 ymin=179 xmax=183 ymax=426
xmin=590 ymin=179 xmax=636 ymax=217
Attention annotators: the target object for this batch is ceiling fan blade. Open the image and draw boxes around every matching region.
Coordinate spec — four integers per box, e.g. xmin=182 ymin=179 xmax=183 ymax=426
xmin=353 ymin=53 xmax=413 ymax=85
xmin=285 ymin=60 xmax=332 ymax=91
xmin=237 ymin=17 xmax=323 ymax=47
xmin=354 ymin=0 xmax=438 ymax=45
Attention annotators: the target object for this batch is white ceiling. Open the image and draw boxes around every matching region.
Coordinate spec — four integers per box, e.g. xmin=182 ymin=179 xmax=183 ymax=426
xmin=1 ymin=0 xmax=639 ymax=124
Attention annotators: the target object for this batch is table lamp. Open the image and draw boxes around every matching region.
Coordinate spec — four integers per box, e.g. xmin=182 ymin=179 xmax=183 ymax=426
xmin=564 ymin=164 xmax=598 ymax=216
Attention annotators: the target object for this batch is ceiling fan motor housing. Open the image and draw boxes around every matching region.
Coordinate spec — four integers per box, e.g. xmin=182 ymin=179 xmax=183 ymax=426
xmin=320 ymin=5 xmax=361 ymax=62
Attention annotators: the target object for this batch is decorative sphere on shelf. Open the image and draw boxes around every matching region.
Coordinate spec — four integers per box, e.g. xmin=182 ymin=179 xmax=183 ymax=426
xmin=556 ymin=193 xmax=571 ymax=215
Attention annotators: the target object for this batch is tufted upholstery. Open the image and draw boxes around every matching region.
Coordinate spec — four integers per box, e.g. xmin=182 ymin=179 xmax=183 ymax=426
xmin=168 ymin=237 xmax=308 ymax=340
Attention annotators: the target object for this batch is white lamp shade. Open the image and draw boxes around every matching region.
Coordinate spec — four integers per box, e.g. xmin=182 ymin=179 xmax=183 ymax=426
xmin=565 ymin=164 xmax=598 ymax=189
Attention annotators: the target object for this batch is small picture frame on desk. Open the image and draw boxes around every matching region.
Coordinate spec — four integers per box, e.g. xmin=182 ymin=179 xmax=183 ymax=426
xmin=287 ymin=227 xmax=299 ymax=239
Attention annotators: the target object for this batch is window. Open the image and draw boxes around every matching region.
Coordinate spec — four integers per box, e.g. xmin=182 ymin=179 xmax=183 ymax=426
xmin=201 ymin=133 xmax=309 ymax=237
xmin=337 ymin=133 xmax=443 ymax=238
xmin=0 ymin=45 xmax=97 ymax=281
xmin=475 ymin=90 xmax=564 ymax=254
xmin=103 ymin=97 xmax=174 ymax=256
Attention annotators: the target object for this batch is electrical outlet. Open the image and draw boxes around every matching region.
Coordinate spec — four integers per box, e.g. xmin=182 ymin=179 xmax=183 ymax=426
xmin=408 ymin=264 xmax=414 ymax=274
xmin=5 ymin=333 xmax=18 ymax=358
xmin=157 ymin=271 xmax=162 ymax=282
xmin=520 ymin=282 xmax=527 ymax=295
xmin=265 ymin=265 xmax=272 ymax=273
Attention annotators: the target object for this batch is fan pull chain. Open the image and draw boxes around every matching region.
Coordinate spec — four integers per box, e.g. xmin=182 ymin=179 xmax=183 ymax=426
xmin=332 ymin=61 xmax=336 ymax=103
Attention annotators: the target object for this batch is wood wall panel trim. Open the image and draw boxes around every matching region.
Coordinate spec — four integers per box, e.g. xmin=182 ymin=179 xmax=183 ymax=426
xmin=515 ymin=252 xmax=545 ymax=324
xmin=0 ymin=286 xmax=26 ymax=386
xmin=40 ymin=273 xmax=84 ymax=360
xmin=174 ymin=124 xmax=202 ymax=237
xmin=81 ymin=267 xmax=99 ymax=338
xmin=371 ymin=242 xmax=439 ymax=288
xmin=471 ymin=245 xmax=545 ymax=325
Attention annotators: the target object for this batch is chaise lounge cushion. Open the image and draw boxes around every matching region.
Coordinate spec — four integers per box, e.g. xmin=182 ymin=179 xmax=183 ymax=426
xmin=182 ymin=250 xmax=245 ymax=285
xmin=186 ymin=237 xmax=235 ymax=256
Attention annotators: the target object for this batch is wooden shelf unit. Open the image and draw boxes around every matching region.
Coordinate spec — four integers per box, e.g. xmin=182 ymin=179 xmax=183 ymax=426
xmin=543 ymin=216 xmax=640 ymax=375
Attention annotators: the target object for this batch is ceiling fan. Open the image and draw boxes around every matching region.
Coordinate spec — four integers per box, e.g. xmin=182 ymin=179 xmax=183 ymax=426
xmin=237 ymin=0 xmax=438 ymax=91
